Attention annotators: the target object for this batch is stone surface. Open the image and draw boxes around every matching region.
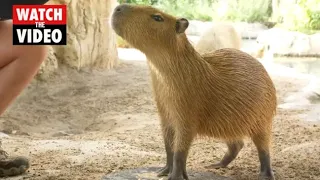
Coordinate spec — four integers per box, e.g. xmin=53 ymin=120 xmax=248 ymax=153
xmin=232 ymin=22 xmax=268 ymax=39
xmin=195 ymin=23 xmax=242 ymax=54
xmin=102 ymin=167 xmax=233 ymax=180
xmin=0 ymin=132 xmax=9 ymax=138
xmin=256 ymin=28 xmax=320 ymax=56
xmin=304 ymin=77 xmax=320 ymax=96
xmin=36 ymin=46 xmax=59 ymax=80
xmin=309 ymin=33 xmax=320 ymax=54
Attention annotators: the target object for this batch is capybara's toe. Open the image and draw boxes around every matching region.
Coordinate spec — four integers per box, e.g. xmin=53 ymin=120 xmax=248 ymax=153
xmin=168 ymin=176 xmax=185 ymax=180
xmin=258 ymin=173 xmax=275 ymax=180
xmin=157 ymin=166 xmax=171 ymax=177
xmin=204 ymin=162 xmax=227 ymax=169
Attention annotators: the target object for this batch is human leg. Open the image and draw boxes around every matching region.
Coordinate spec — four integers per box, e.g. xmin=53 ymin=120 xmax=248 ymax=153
xmin=0 ymin=20 xmax=48 ymax=177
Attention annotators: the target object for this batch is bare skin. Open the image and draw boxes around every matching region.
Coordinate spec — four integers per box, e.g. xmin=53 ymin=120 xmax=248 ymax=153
xmin=0 ymin=20 xmax=48 ymax=115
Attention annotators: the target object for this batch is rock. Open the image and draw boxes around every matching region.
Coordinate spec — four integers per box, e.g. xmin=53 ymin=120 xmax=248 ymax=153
xmin=12 ymin=130 xmax=30 ymax=136
xmin=187 ymin=35 xmax=201 ymax=46
xmin=0 ymin=132 xmax=9 ymax=138
xmin=309 ymin=33 xmax=320 ymax=55
xmin=52 ymin=131 xmax=69 ymax=137
xmin=232 ymin=22 xmax=268 ymax=39
xmin=279 ymin=77 xmax=320 ymax=110
xmin=290 ymin=33 xmax=311 ymax=55
xmin=36 ymin=46 xmax=59 ymax=80
xmin=185 ymin=20 xmax=213 ymax=36
xmin=304 ymin=77 xmax=320 ymax=99
xmin=304 ymin=104 xmax=320 ymax=123
xmin=37 ymin=0 xmax=119 ymax=79
xmin=102 ymin=167 xmax=233 ymax=180
xmin=256 ymin=28 xmax=296 ymax=54
xmin=195 ymin=23 xmax=242 ymax=54
xmin=256 ymin=28 xmax=320 ymax=57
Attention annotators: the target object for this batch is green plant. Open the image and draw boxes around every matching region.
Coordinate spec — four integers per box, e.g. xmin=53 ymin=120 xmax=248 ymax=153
xmin=308 ymin=10 xmax=320 ymax=30
xmin=213 ymin=0 xmax=271 ymax=23
xmin=116 ymin=0 xmax=273 ymax=23
xmin=280 ymin=0 xmax=320 ymax=32
xmin=117 ymin=0 xmax=151 ymax=5
xmin=154 ymin=0 xmax=214 ymax=21
xmin=117 ymin=0 xmax=216 ymax=21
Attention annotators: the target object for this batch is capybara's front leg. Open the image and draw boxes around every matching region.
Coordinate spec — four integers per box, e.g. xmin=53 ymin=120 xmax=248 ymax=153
xmin=205 ymin=140 xmax=244 ymax=169
xmin=157 ymin=125 xmax=174 ymax=177
xmin=168 ymin=130 xmax=194 ymax=180
xmin=168 ymin=151 xmax=189 ymax=180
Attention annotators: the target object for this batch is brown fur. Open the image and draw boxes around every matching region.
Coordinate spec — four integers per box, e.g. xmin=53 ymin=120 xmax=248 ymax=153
xmin=112 ymin=4 xmax=277 ymax=180
xmin=195 ymin=23 xmax=242 ymax=54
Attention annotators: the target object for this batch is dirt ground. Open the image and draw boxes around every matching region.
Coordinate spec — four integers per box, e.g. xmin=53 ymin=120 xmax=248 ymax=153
xmin=0 ymin=54 xmax=319 ymax=180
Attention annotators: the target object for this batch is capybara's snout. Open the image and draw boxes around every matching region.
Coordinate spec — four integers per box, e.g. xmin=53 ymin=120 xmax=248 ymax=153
xmin=113 ymin=4 xmax=131 ymax=16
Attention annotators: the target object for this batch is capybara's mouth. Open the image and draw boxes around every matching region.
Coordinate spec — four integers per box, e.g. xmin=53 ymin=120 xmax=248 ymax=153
xmin=111 ymin=13 xmax=122 ymax=36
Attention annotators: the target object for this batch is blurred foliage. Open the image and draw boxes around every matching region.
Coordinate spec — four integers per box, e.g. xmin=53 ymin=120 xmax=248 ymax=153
xmin=213 ymin=0 xmax=272 ymax=23
xmin=115 ymin=0 xmax=320 ymax=38
xmin=117 ymin=0 xmax=271 ymax=22
xmin=279 ymin=0 xmax=320 ymax=32
xmin=116 ymin=35 xmax=131 ymax=48
xmin=118 ymin=0 xmax=215 ymax=21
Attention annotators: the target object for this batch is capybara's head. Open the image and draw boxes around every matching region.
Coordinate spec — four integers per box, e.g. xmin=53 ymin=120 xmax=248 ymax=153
xmin=111 ymin=4 xmax=189 ymax=54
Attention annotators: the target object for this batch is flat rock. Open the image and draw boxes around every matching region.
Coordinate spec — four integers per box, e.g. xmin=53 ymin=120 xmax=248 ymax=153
xmin=102 ymin=167 xmax=233 ymax=180
xmin=256 ymin=28 xmax=320 ymax=56
xmin=0 ymin=132 xmax=9 ymax=138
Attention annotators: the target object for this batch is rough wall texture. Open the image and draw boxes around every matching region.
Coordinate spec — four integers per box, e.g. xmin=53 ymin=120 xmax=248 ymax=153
xmin=37 ymin=0 xmax=119 ymax=79
xmin=36 ymin=46 xmax=59 ymax=80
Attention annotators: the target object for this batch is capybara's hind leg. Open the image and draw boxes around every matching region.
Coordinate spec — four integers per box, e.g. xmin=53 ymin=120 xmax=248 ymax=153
xmin=157 ymin=125 xmax=174 ymax=177
xmin=252 ymin=133 xmax=275 ymax=180
xmin=205 ymin=140 xmax=244 ymax=169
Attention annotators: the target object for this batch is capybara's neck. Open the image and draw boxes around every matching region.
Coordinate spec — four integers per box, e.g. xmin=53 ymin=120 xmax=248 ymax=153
xmin=146 ymin=36 xmax=212 ymax=84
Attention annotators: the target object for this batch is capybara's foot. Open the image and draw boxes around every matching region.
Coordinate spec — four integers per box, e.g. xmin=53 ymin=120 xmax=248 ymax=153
xmin=204 ymin=162 xmax=227 ymax=169
xmin=157 ymin=165 xmax=171 ymax=177
xmin=252 ymin=134 xmax=274 ymax=180
xmin=169 ymin=151 xmax=189 ymax=180
xmin=258 ymin=171 xmax=275 ymax=180
xmin=168 ymin=175 xmax=186 ymax=180
xmin=205 ymin=140 xmax=244 ymax=169
xmin=168 ymin=172 xmax=188 ymax=180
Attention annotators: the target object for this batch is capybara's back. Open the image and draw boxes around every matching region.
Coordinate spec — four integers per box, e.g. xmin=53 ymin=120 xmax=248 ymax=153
xmin=197 ymin=48 xmax=276 ymax=140
xmin=195 ymin=23 xmax=242 ymax=54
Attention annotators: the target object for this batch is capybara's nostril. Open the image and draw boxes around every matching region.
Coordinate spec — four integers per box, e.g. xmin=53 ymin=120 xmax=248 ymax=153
xmin=115 ymin=7 xmax=121 ymax=12
xmin=114 ymin=4 xmax=130 ymax=13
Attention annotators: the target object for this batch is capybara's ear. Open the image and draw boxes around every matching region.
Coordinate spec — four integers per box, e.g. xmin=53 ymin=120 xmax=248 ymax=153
xmin=176 ymin=18 xmax=189 ymax=34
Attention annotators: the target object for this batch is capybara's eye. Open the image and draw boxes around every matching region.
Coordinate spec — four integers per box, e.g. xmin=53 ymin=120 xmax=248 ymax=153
xmin=151 ymin=14 xmax=164 ymax=22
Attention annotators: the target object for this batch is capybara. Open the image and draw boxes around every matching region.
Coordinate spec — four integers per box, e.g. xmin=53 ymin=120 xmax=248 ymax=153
xmin=111 ymin=4 xmax=277 ymax=180
xmin=195 ymin=23 xmax=242 ymax=54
